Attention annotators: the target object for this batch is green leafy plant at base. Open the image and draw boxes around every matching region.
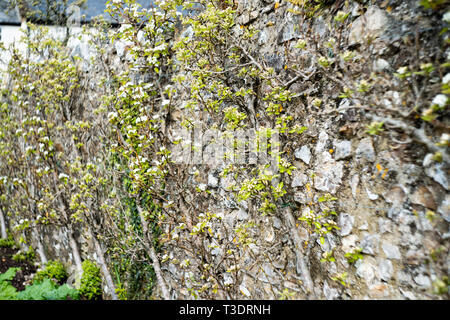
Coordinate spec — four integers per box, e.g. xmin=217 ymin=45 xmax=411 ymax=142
xmin=0 ymin=267 xmax=20 ymax=300
xmin=79 ymin=260 xmax=102 ymax=300
xmin=0 ymin=267 xmax=79 ymax=300
xmin=12 ymin=246 xmax=35 ymax=263
xmin=16 ymin=279 xmax=79 ymax=300
xmin=0 ymin=235 xmax=15 ymax=248
xmin=32 ymin=260 xmax=68 ymax=285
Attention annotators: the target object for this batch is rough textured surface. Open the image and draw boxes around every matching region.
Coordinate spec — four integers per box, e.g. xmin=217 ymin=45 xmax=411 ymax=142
xmin=0 ymin=0 xmax=449 ymax=300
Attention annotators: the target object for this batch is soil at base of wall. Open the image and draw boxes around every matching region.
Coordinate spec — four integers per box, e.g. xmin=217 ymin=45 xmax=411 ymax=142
xmin=0 ymin=246 xmax=37 ymax=291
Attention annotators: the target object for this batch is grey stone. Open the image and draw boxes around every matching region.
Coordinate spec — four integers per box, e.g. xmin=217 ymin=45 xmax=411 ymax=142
xmin=326 ymin=233 xmax=338 ymax=250
xmin=396 ymin=210 xmax=416 ymax=226
xmin=365 ymin=186 xmax=379 ymax=200
xmin=400 ymin=289 xmax=417 ymax=300
xmin=382 ymin=242 xmax=401 ymax=260
xmin=239 ymin=284 xmax=251 ymax=297
xmin=387 ymin=206 xmax=402 ymax=220
xmin=207 ymin=172 xmax=219 ymax=188
xmin=323 ymin=280 xmax=339 ymax=300
xmin=316 ymin=233 xmax=337 ymax=252
xmin=329 ymin=261 xmax=338 ymax=275
xmin=236 ymin=209 xmax=249 ymax=221
xmin=314 ymin=152 xmax=344 ymax=194
xmin=438 ymin=194 xmax=450 ymax=222
xmin=278 ymin=15 xmax=301 ymax=44
xmin=360 ymin=234 xmax=380 ymax=255
xmin=356 ymin=137 xmax=376 ymax=162
xmin=416 ymin=212 xmax=433 ymax=232
xmin=350 ymin=2 xmax=362 ymax=17
xmin=294 ymin=145 xmax=312 ymax=164
xmin=341 ymin=234 xmax=358 ymax=253
xmin=423 ymin=153 xmax=449 ymax=190
xmin=315 ymin=131 xmax=329 ymax=154
xmin=224 ymin=211 xmax=238 ymax=227
xmin=339 ymin=213 xmax=354 ymax=236
xmin=410 ymin=186 xmax=437 ymax=210
xmin=294 ymin=192 xmax=308 ymax=204
xmin=291 ymin=172 xmax=307 ymax=188
xmin=378 ymin=218 xmax=392 ymax=234
xmin=396 ymin=270 xmax=412 ymax=285
xmin=373 ymin=58 xmax=390 ymax=72
xmin=401 ymin=233 xmax=423 ymax=248
xmin=356 ymin=259 xmax=377 ymax=284
xmin=272 ymin=217 xmax=282 ymax=229
xmin=405 ymin=249 xmax=424 ymax=265
xmin=386 ymin=91 xmax=402 ymax=109
xmin=223 ymin=272 xmax=234 ymax=286
xmin=263 ymin=225 xmax=275 ymax=243
xmin=368 ymin=282 xmax=389 ymax=299
xmin=349 ymin=6 xmax=389 ymax=44
xmin=181 ymin=26 xmax=194 ymax=40
xmin=312 ymin=16 xmax=328 ymax=38
xmin=377 ymin=259 xmax=393 ymax=281
xmin=258 ymin=28 xmax=268 ymax=46
xmin=384 ymin=185 xmax=407 ymax=207
xmin=259 ymin=263 xmax=277 ymax=282
xmin=397 ymin=164 xmax=422 ymax=185
xmin=333 ymin=140 xmax=352 ymax=160
xmin=359 ymin=221 xmax=369 ymax=231
xmin=350 ymin=174 xmax=359 ymax=198
xmin=414 ymin=274 xmax=431 ymax=288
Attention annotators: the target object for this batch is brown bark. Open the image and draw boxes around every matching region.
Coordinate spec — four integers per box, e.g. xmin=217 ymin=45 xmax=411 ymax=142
xmin=0 ymin=207 xmax=7 ymax=239
xmin=136 ymin=202 xmax=171 ymax=300
xmin=88 ymin=227 xmax=119 ymax=300
xmin=283 ymin=206 xmax=316 ymax=298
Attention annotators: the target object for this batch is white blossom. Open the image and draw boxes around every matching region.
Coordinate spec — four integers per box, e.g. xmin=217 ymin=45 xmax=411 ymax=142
xmin=440 ymin=133 xmax=450 ymax=145
xmin=432 ymin=94 xmax=448 ymax=107
xmin=396 ymin=66 xmax=408 ymax=75
xmin=108 ymin=112 xmax=118 ymax=121
xmin=443 ymin=73 xmax=450 ymax=84
xmin=443 ymin=11 xmax=450 ymax=24
xmin=58 ymin=173 xmax=69 ymax=180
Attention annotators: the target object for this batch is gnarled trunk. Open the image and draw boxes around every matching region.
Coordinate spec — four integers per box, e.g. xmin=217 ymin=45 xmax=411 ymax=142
xmin=136 ymin=202 xmax=171 ymax=300
xmin=0 ymin=207 xmax=7 ymax=239
xmin=88 ymin=227 xmax=118 ymax=300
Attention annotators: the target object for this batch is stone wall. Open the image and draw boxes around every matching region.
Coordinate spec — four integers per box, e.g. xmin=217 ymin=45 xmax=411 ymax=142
xmin=1 ymin=0 xmax=449 ymax=300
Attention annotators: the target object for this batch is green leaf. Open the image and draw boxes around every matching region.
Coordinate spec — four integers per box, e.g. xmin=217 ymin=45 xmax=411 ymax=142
xmin=0 ymin=282 xmax=18 ymax=300
xmin=0 ymin=267 xmax=20 ymax=282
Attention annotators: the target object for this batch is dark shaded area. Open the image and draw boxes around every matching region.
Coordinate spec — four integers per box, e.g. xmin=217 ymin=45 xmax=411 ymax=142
xmin=0 ymin=246 xmax=36 ymax=291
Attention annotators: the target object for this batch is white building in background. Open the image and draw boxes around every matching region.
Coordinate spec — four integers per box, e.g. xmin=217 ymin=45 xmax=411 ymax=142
xmin=0 ymin=2 xmax=24 ymax=71
xmin=0 ymin=0 xmax=159 ymax=73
